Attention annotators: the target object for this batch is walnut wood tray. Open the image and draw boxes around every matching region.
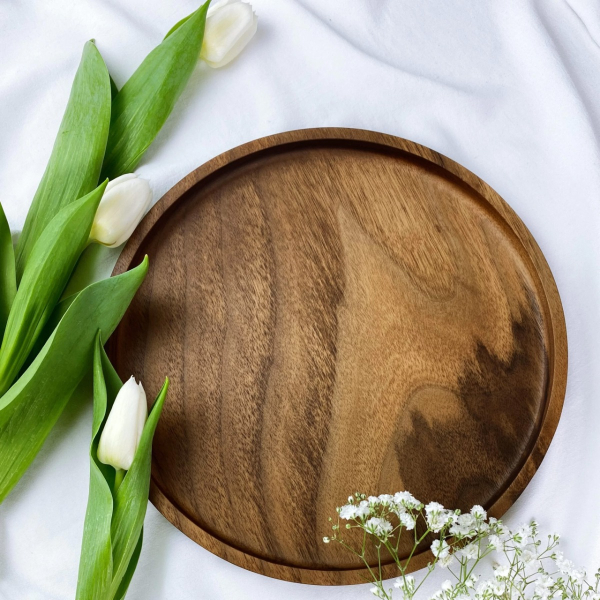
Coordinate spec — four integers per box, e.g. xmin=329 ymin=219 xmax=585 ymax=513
xmin=108 ymin=128 xmax=567 ymax=585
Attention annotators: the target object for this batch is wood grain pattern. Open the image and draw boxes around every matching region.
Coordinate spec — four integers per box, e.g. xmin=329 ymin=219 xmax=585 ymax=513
xmin=108 ymin=129 xmax=567 ymax=585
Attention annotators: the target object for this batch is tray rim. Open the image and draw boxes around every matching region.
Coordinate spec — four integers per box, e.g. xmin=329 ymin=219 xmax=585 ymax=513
xmin=109 ymin=127 xmax=568 ymax=585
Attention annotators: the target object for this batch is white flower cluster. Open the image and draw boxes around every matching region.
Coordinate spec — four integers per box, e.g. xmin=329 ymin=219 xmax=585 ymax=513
xmin=325 ymin=492 xmax=600 ymax=600
xmin=335 ymin=492 xmax=424 ymax=542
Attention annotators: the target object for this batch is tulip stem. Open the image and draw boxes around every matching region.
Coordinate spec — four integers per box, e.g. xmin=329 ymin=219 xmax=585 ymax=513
xmin=114 ymin=468 xmax=125 ymax=492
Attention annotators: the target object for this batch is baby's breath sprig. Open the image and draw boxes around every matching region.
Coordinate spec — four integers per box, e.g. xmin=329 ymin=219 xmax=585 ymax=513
xmin=324 ymin=492 xmax=598 ymax=600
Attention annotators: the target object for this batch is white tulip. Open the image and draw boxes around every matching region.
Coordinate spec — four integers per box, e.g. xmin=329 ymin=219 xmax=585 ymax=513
xmin=97 ymin=377 xmax=148 ymax=472
xmin=200 ymin=0 xmax=258 ymax=68
xmin=90 ymin=174 xmax=152 ymax=248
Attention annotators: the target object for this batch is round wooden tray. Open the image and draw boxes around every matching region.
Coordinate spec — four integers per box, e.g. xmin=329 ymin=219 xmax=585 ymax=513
xmin=108 ymin=128 xmax=567 ymax=585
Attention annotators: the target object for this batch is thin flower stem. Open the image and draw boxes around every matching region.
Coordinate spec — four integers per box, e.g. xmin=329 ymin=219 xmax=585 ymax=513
xmin=114 ymin=468 xmax=125 ymax=492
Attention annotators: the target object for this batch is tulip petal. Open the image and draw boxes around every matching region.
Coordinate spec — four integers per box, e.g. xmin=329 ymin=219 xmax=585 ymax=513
xmin=201 ymin=2 xmax=258 ymax=68
xmin=97 ymin=377 xmax=146 ymax=471
xmin=90 ymin=175 xmax=152 ymax=248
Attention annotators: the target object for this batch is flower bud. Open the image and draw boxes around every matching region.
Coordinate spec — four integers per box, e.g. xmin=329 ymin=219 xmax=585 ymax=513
xmin=97 ymin=377 xmax=147 ymax=471
xmin=200 ymin=0 xmax=258 ymax=68
xmin=90 ymin=174 xmax=152 ymax=248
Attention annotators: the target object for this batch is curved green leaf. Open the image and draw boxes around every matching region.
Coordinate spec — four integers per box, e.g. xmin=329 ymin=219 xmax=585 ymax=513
xmin=78 ymin=336 xmax=166 ymax=598
xmin=101 ymin=1 xmax=210 ymax=179
xmin=113 ymin=529 xmax=144 ymax=600
xmin=0 ymin=203 xmax=16 ymax=339
xmin=0 ymin=256 xmax=149 ymax=503
xmin=62 ymin=243 xmax=123 ymax=300
xmin=16 ymin=41 xmax=111 ymax=280
xmin=164 ymin=14 xmax=192 ymax=39
xmin=0 ymin=182 xmax=107 ymax=396
xmin=77 ymin=335 xmax=118 ymax=600
xmin=77 ymin=456 xmax=114 ymax=600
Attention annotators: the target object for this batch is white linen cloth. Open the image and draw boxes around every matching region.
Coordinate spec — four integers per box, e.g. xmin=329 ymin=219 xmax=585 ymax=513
xmin=1 ymin=0 xmax=600 ymax=598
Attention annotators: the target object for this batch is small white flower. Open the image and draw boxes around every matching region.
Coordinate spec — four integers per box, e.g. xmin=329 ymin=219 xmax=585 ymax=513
xmin=476 ymin=580 xmax=492 ymax=595
xmin=425 ymin=501 xmax=445 ymax=514
xmin=395 ymin=576 xmax=415 ymax=590
xmin=431 ymin=539 xmax=450 ymax=559
xmin=425 ymin=502 xmax=453 ymax=533
xmin=441 ymin=580 xmax=452 ymax=592
xmin=400 ymin=512 xmax=416 ymax=531
xmin=365 ymin=517 xmax=393 ymax=538
xmin=378 ymin=494 xmax=394 ymax=505
xmin=465 ymin=575 xmax=478 ymax=589
xmin=536 ymin=574 xmax=554 ymax=590
xmin=370 ymin=587 xmax=383 ymax=598
xmin=450 ymin=513 xmax=476 ymax=537
xmin=521 ymin=544 xmax=539 ymax=567
xmin=571 ymin=568 xmax=586 ymax=583
xmin=97 ymin=377 xmax=147 ymax=471
xmin=488 ymin=535 xmax=503 ymax=551
xmin=394 ymin=491 xmax=420 ymax=509
xmin=459 ymin=543 xmax=479 ymax=560
xmin=535 ymin=587 xmax=551 ymax=600
xmin=438 ymin=553 xmax=455 ymax=569
xmin=490 ymin=580 xmax=505 ymax=595
xmin=493 ymin=564 xmax=510 ymax=578
xmin=496 ymin=522 xmax=511 ymax=540
xmin=513 ymin=523 xmax=534 ymax=547
xmin=470 ymin=505 xmax=487 ymax=520
xmin=90 ymin=174 xmax=152 ymax=248
xmin=354 ymin=500 xmax=372 ymax=519
xmin=322 ymin=537 xmax=330 ymax=543
xmin=339 ymin=504 xmax=357 ymax=520
xmin=368 ymin=495 xmax=381 ymax=505
xmin=200 ymin=0 xmax=258 ymax=68
xmin=554 ymin=550 xmax=578 ymax=578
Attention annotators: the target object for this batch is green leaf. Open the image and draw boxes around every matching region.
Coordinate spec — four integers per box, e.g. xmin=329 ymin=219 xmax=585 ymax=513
xmin=0 ymin=202 xmax=16 ymax=340
xmin=109 ymin=378 xmax=168 ymax=597
xmin=62 ymin=243 xmax=123 ymax=300
xmin=164 ymin=14 xmax=193 ymax=39
xmin=101 ymin=1 xmax=210 ymax=180
xmin=0 ymin=256 xmax=148 ymax=503
xmin=77 ymin=457 xmax=114 ymax=600
xmin=15 ymin=41 xmax=111 ymax=280
xmin=76 ymin=334 xmax=120 ymax=600
xmin=113 ymin=530 xmax=144 ymax=600
xmin=110 ymin=75 xmax=119 ymax=101
xmin=0 ymin=182 xmax=107 ymax=396
xmin=78 ymin=337 xmax=166 ymax=599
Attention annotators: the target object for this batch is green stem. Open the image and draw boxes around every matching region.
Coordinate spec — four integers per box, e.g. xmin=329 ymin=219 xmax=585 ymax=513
xmin=114 ymin=468 xmax=125 ymax=492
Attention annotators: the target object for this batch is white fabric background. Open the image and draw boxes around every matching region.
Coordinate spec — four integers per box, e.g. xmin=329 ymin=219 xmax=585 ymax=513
xmin=1 ymin=0 xmax=600 ymax=598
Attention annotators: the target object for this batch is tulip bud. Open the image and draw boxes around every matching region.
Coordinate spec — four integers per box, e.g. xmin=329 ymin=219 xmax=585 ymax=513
xmin=89 ymin=174 xmax=152 ymax=248
xmin=200 ymin=0 xmax=258 ymax=68
xmin=97 ymin=377 xmax=148 ymax=471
